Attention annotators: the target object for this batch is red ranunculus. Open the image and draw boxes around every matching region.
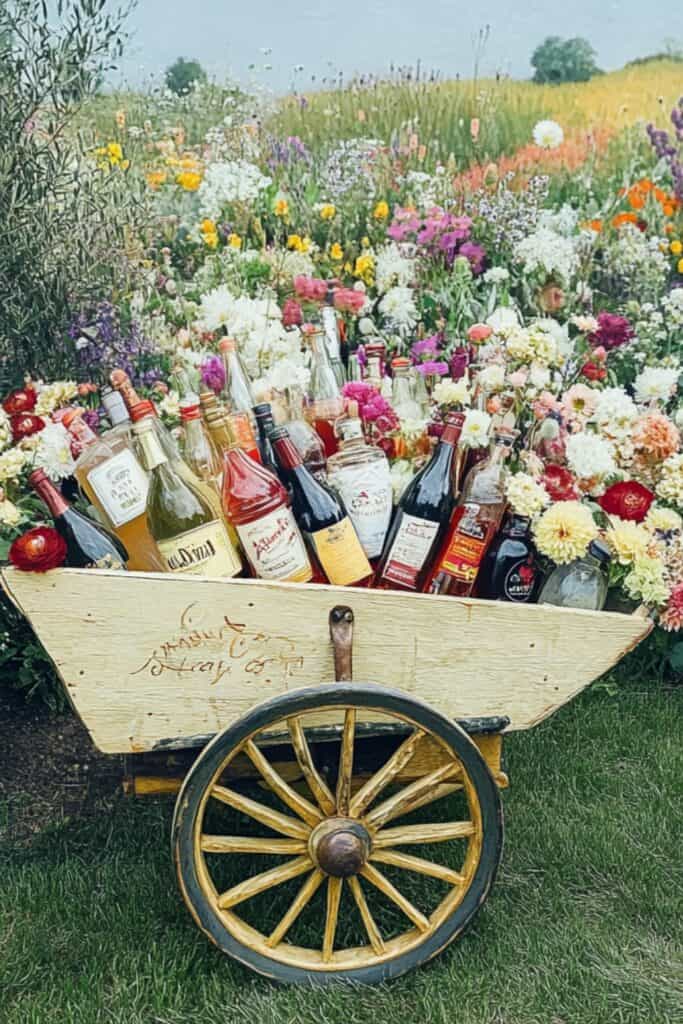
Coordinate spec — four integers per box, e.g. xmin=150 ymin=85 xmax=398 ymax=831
xmin=9 ymin=527 xmax=67 ymax=572
xmin=541 ymin=464 xmax=579 ymax=502
xmin=598 ymin=481 xmax=654 ymax=522
xmin=10 ymin=412 xmax=45 ymax=441
xmin=3 ymin=387 xmax=37 ymax=415
xmin=581 ymin=361 xmax=607 ymax=382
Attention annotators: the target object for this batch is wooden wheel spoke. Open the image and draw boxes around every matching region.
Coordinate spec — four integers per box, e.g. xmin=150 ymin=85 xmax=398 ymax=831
xmin=348 ymin=876 xmax=384 ymax=955
xmin=216 ymin=855 xmax=312 ymax=910
xmin=364 ymin=761 xmax=462 ymax=830
xmin=201 ymin=835 xmax=307 ymax=855
xmin=349 ymin=729 xmax=426 ymax=818
xmin=335 ymin=709 xmax=356 ymax=815
xmin=266 ymin=869 xmax=325 ymax=948
xmin=287 ymin=717 xmax=336 ymax=816
xmin=372 ymin=821 xmax=475 ymax=848
xmin=360 ymin=862 xmax=429 ymax=932
xmin=211 ymin=784 xmax=309 ymax=839
xmin=322 ymin=876 xmax=343 ymax=961
xmin=371 ymin=848 xmax=465 ymax=886
xmin=244 ymin=739 xmax=323 ymax=827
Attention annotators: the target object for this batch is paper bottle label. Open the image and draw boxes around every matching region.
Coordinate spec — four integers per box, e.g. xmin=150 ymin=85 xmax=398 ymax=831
xmin=310 ymin=517 xmax=371 ymax=585
xmin=382 ymin=513 xmax=440 ymax=589
xmin=439 ymin=503 xmax=492 ymax=584
xmin=157 ymin=521 xmax=241 ymax=577
xmin=236 ymin=506 xmax=311 ymax=581
xmin=503 ymin=559 xmax=537 ymax=602
xmin=86 ymin=449 xmax=149 ymax=527
xmin=328 ymin=462 xmax=393 ymax=558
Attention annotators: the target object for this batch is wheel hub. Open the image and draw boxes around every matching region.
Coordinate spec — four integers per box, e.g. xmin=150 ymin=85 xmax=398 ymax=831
xmin=309 ymin=817 xmax=370 ymax=878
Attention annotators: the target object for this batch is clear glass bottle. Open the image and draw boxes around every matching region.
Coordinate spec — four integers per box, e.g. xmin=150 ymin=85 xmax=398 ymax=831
xmin=322 ymin=283 xmax=346 ymax=388
xmin=425 ymin=428 xmax=516 ymax=597
xmin=391 ymin=357 xmax=422 ymax=420
xmin=306 ymin=328 xmax=344 ymax=457
xmin=100 ymin=386 xmax=132 ymax=442
xmin=326 ymin=413 xmax=393 ymax=561
xmin=285 ymin=387 xmax=327 ymax=481
xmin=219 ymin=338 xmax=256 ymax=424
xmin=133 ymin=417 xmax=242 ymax=578
xmin=410 ymin=367 xmax=431 ymax=416
xmin=538 ymin=540 xmax=611 ymax=611
xmin=62 ymin=409 xmax=164 ymax=572
xmin=179 ymin=398 xmax=222 ymax=490
xmin=364 ymin=342 xmax=386 ymax=390
xmin=347 ymin=351 xmax=362 ymax=383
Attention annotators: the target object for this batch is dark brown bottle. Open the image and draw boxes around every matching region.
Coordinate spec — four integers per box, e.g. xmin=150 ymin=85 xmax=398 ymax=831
xmin=253 ymin=403 xmax=279 ymax=477
xmin=478 ymin=513 xmax=540 ymax=602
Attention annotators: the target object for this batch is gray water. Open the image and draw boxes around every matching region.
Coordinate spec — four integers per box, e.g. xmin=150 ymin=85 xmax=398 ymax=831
xmin=117 ymin=0 xmax=680 ymax=93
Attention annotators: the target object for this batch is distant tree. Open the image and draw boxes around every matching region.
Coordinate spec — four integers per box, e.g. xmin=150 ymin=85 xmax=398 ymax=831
xmin=165 ymin=56 xmax=207 ymax=95
xmin=531 ymin=36 xmax=601 ymax=84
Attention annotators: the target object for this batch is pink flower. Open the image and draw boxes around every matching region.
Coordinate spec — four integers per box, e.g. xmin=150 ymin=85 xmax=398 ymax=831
xmin=333 ymin=288 xmax=365 ymax=314
xmin=593 ymin=346 xmax=607 ymax=362
xmin=660 ymin=583 xmax=683 ymax=631
xmin=282 ymin=298 xmax=303 ymax=327
xmin=508 ymin=370 xmax=528 ymax=388
xmin=470 ymin=117 xmax=480 ymax=141
xmin=588 ymin=312 xmax=634 ymax=351
xmin=633 ymin=412 xmax=680 ymax=462
xmin=416 ymin=360 xmax=449 ymax=376
xmin=467 ymin=323 xmax=492 ymax=344
xmin=561 ymin=383 xmax=599 ymax=423
xmin=293 ymin=275 xmax=327 ymax=302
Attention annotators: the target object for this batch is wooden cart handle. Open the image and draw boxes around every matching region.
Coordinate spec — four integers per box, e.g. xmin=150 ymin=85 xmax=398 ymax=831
xmin=329 ymin=606 xmax=354 ymax=682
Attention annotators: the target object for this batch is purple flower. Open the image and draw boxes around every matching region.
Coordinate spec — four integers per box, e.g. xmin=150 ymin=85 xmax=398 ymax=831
xmin=417 ymin=360 xmax=449 ymax=376
xmin=200 ymin=355 xmax=225 ymax=393
xmin=459 ymin=241 xmax=486 ymax=275
xmin=82 ymin=409 xmax=101 ymax=432
xmin=588 ymin=312 xmax=634 ymax=351
xmin=411 ymin=335 xmax=441 ymax=359
xmin=68 ymin=302 xmax=155 ymax=385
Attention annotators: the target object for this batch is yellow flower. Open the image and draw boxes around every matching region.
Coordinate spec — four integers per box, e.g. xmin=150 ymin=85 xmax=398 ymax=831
xmin=146 ymin=170 xmax=167 ymax=189
xmin=228 ymin=233 xmax=242 ymax=249
xmin=176 ymin=170 xmax=202 ymax=191
xmin=301 ymin=236 xmax=312 ymax=252
xmin=329 ymin=242 xmax=344 ymax=261
xmin=274 ymin=198 xmax=289 ymax=217
xmin=644 ymin=505 xmax=682 ymax=534
xmin=361 ymin=236 xmax=370 ymax=248
xmin=319 ymin=203 xmax=336 ymax=220
xmin=200 ymin=219 xmax=217 ymax=234
xmin=533 ymin=501 xmax=598 ymax=564
xmin=203 ymin=232 xmax=219 ymax=249
xmin=115 ymin=109 xmax=126 ymax=129
xmin=670 ymin=240 xmax=682 ymax=255
xmin=373 ymin=200 xmax=389 ymax=220
xmin=353 ymin=252 xmax=375 ymax=285
xmin=287 ymin=233 xmax=303 ymax=251
xmin=606 ymin=519 xmax=651 ymax=565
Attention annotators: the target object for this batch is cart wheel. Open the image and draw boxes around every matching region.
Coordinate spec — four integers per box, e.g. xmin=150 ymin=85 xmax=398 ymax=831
xmin=172 ymin=683 xmax=503 ymax=984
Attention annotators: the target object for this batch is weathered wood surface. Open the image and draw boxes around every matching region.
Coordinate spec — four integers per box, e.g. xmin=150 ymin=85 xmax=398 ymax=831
xmin=0 ymin=568 xmax=651 ymax=754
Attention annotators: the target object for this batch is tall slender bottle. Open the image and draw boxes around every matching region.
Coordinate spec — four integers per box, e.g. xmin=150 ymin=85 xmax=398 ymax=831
xmin=375 ymin=412 xmax=465 ymax=592
xmin=200 ymin=390 xmax=261 ymax=464
xmin=62 ymin=409 xmax=164 ymax=572
xmin=29 ymin=468 xmax=128 ymax=570
xmin=253 ymin=403 xmax=280 ymax=477
xmin=424 ymin=428 xmax=516 ymax=597
xmin=219 ymin=338 xmax=256 ymax=423
xmin=284 ymin=387 xmax=327 ymax=480
xmin=270 ymin=427 xmax=372 ymax=587
xmin=179 ymin=398 xmax=222 ymax=490
xmin=306 ymin=328 xmax=344 ymax=457
xmin=133 ymin=417 xmax=242 ymax=578
xmin=391 ymin=357 xmax=422 ymax=420
xmin=322 ymin=283 xmax=346 ymax=388
xmin=210 ymin=413 xmax=312 ymax=582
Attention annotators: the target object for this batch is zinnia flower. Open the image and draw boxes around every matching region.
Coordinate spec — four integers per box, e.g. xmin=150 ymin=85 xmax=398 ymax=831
xmin=505 ymin=473 xmax=550 ymax=518
xmin=534 ymin=501 xmax=598 ymax=564
xmin=461 ymin=409 xmax=492 ymax=448
xmin=624 ymin=555 xmax=670 ymax=607
xmin=9 ymin=526 xmax=67 ymax=572
xmin=561 ymin=384 xmax=598 ymax=423
xmin=632 ymin=412 xmax=680 ymax=462
xmin=599 ymin=481 xmax=654 ymax=522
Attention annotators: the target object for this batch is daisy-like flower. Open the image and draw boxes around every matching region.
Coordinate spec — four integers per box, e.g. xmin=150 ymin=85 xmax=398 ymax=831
xmin=570 ymin=314 xmax=599 ymax=334
xmin=532 ymin=119 xmax=564 ymax=149
xmin=157 ymin=390 xmax=180 ymax=420
xmin=634 ymin=366 xmax=680 ymax=406
xmin=0 ymin=496 xmax=22 ymax=527
xmin=656 ymin=453 xmax=683 ymax=505
xmin=606 ymin=518 xmax=652 ymax=565
xmin=565 ymin=432 xmax=617 ymax=483
xmin=34 ymin=380 xmax=78 ymax=416
xmin=478 ymin=364 xmax=506 ymax=393
xmin=32 ymin=422 xmax=75 ymax=481
xmin=561 ymin=383 xmax=598 ymax=424
xmin=505 ymin=473 xmax=550 ymax=518
xmin=644 ymin=505 xmax=683 ymax=535
xmin=432 ymin=378 xmax=471 ymax=408
xmin=461 ymin=409 xmax=492 ymax=448
xmin=0 ymin=447 xmax=29 ymax=484
xmin=534 ymin=500 xmax=598 ymax=564
xmin=624 ymin=555 xmax=670 ymax=607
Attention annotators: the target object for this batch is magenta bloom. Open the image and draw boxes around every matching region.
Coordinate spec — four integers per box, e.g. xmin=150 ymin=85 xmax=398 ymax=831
xmin=411 ymin=335 xmax=441 ymax=359
xmin=293 ymin=275 xmax=327 ymax=302
xmin=416 ymin=360 xmax=449 ymax=376
xmin=588 ymin=312 xmax=634 ymax=351
xmin=458 ymin=242 xmax=486 ymax=275
xmin=200 ymin=355 xmax=225 ymax=393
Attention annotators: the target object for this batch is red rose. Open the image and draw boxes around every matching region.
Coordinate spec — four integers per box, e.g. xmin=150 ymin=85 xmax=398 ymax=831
xmin=598 ymin=481 xmax=654 ymax=522
xmin=10 ymin=413 xmax=45 ymax=441
xmin=541 ymin=464 xmax=579 ymax=502
xmin=9 ymin=526 xmax=67 ymax=572
xmin=3 ymin=387 xmax=37 ymax=415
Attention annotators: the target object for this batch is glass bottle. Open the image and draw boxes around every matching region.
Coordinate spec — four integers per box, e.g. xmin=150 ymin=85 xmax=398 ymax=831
xmin=179 ymin=398 xmax=222 ymax=489
xmin=285 ymin=387 xmax=327 ymax=480
xmin=347 ymin=351 xmax=362 ymax=383
xmin=326 ymin=413 xmax=393 ymax=561
xmin=391 ymin=357 xmax=422 ymax=421
xmin=100 ymin=385 xmax=132 ymax=440
xmin=538 ymin=540 xmax=611 ymax=611
xmin=219 ymin=338 xmax=256 ymax=424
xmin=425 ymin=428 xmax=516 ymax=597
xmin=133 ymin=417 xmax=242 ymax=578
xmin=29 ymin=467 xmax=128 ymax=570
xmin=201 ymin=389 xmax=261 ymax=464
xmin=322 ymin=283 xmax=346 ymax=388
xmin=212 ymin=413 xmax=312 ymax=582
xmin=306 ymin=328 xmax=344 ymax=457
xmin=364 ymin=342 xmax=386 ymax=390
xmin=478 ymin=513 xmax=540 ymax=603
xmin=62 ymin=409 xmax=164 ymax=573
xmin=253 ymin=403 xmax=280 ymax=477
xmin=410 ymin=367 xmax=431 ymax=416
xmin=270 ymin=427 xmax=372 ymax=586
xmin=375 ymin=412 xmax=465 ymax=592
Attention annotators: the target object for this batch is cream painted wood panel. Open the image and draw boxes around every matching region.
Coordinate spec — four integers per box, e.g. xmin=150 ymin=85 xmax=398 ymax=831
xmin=1 ymin=568 xmax=651 ymax=754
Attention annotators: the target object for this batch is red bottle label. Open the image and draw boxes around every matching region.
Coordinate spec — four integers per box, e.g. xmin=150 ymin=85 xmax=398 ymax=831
xmin=438 ymin=503 xmax=494 ymax=584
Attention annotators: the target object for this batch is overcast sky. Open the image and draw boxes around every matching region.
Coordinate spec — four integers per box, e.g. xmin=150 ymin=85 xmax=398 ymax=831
xmin=116 ymin=1 xmax=682 ymax=93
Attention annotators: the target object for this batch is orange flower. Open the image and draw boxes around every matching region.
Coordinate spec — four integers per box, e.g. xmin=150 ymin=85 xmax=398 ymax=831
xmin=633 ymin=412 xmax=680 ymax=462
xmin=664 ymin=223 xmax=675 ymax=234
xmin=628 ymin=191 xmax=645 ymax=210
xmin=584 ymin=218 xmax=603 ymax=232
xmin=663 ymin=204 xmax=675 ymax=217
xmin=612 ymin=212 xmax=639 ymax=228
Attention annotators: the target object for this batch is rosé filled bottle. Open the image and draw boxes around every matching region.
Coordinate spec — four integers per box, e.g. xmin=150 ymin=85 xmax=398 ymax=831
xmin=305 ymin=328 xmax=344 ymax=456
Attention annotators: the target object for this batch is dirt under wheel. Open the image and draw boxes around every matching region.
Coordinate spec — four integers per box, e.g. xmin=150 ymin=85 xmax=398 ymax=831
xmin=172 ymin=682 xmax=503 ymax=984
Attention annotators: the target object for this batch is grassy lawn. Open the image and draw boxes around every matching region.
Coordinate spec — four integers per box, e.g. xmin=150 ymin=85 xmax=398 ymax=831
xmin=1 ymin=677 xmax=681 ymax=1024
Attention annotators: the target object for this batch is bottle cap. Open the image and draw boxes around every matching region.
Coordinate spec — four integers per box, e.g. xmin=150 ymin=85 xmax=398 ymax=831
xmin=60 ymin=408 xmax=83 ymax=428
xmin=588 ymin=538 xmax=612 ymax=564
xmin=391 ymin=356 xmax=411 ymax=370
xmin=253 ymin=403 xmax=273 ymax=419
xmin=268 ymin=426 xmax=291 ymax=443
xmin=109 ymin=369 xmax=130 ymax=389
xmin=218 ymin=338 xmax=237 ymax=353
xmin=179 ymin=402 xmax=201 ymax=422
xmin=129 ymin=400 xmax=156 ymax=422
xmin=101 ymin=386 xmax=130 ymax=425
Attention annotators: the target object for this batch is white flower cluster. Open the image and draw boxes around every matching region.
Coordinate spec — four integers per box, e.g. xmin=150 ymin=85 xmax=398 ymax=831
xmin=634 ymin=365 xmax=680 ymax=405
xmin=432 ymin=378 xmax=471 ymax=408
xmin=538 ymin=204 xmax=578 ymax=237
xmin=505 ymin=472 xmax=550 ymax=518
xmin=0 ymin=409 xmax=11 ymax=451
xmin=378 ymin=286 xmax=419 ymax=328
xmin=565 ymin=432 xmax=617 ymax=485
xmin=33 ymin=423 xmax=75 ymax=482
xmin=197 ymin=160 xmax=272 ymax=219
xmin=593 ymin=387 xmax=638 ymax=439
xmin=0 ymin=447 xmax=29 ymax=484
xmin=505 ymin=322 xmax=562 ymax=367
xmin=374 ymin=243 xmax=415 ymax=294
xmin=657 ymin=453 xmax=683 ymax=505
xmin=513 ymin=227 xmax=579 ymax=284
xmin=461 ymin=409 xmax=492 ymax=448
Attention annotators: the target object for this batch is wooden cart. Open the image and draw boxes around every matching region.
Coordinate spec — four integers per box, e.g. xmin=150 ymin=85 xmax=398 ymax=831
xmin=1 ymin=567 xmax=652 ymax=985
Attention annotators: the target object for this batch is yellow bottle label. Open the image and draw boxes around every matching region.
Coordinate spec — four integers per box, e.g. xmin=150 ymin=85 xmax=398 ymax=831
xmin=156 ymin=521 xmax=242 ymax=578
xmin=311 ymin=517 xmax=371 ymax=586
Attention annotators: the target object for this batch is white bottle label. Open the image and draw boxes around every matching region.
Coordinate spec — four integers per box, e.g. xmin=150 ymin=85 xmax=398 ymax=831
xmin=236 ymin=506 xmax=311 ymax=581
xmin=382 ymin=513 xmax=440 ymax=589
xmin=157 ymin=521 xmax=241 ymax=577
xmin=86 ymin=449 xmax=149 ymax=527
xmin=328 ymin=462 xmax=393 ymax=558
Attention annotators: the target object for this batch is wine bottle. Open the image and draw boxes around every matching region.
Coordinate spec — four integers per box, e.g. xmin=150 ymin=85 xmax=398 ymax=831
xmin=375 ymin=412 xmax=465 ymax=592
xmin=306 ymin=327 xmax=344 ymax=456
xmin=29 ymin=468 xmax=128 ymax=570
xmin=322 ymin=282 xmax=346 ymax=388
xmin=284 ymin=387 xmax=327 ymax=480
xmin=270 ymin=427 xmax=372 ymax=586
xmin=133 ymin=417 xmax=242 ymax=578
xmin=253 ymin=403 xmax=280 ymax=477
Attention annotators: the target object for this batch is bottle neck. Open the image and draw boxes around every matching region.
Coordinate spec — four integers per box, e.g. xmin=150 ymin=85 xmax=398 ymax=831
xmin=31 ymin=475 xmax=69 ymax=517
xmin=136 ymin=428 xmax=168 ymax=471
xmin=440 ymin=414 xmax=465 ymax=448
xmin=206 ymin=416 xmax=239 ymax=453
xmin=286 ymin=388 xmax=305 ymax=421
xmin=272 ymin=435 xmax=304 ymax=472
xmin=255 ymin=413 xmax=274 ymax=440
xmin=101 ymin=390 xmax=130 ymax=426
